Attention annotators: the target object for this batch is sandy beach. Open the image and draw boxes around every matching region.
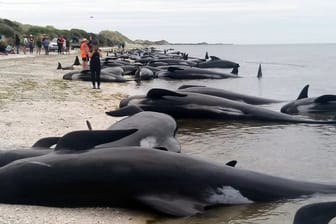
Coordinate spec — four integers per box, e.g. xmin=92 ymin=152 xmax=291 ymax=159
xmin=0 ymin=51 xmax=151 ymax=223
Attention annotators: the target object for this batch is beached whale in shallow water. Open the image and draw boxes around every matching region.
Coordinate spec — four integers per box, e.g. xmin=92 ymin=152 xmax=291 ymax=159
xmin=0 ymin=130 xmax=136 ymax=167
xmin=118 ymin=88 xmax=336 ymax=124
xmin=156 ymin=66 xmax=238 ymax=79
xmin=104 ymin=106 xmax=180 ymax=152
xmin=1 ymin=147 xmax=336 ymax=216
xmin=178 ymin=85 xmax=283 ymax=105
xmin=63 ymin=68 xmax=129 ymax=82
xmin=197 ymin=56 xmax=239 ymax=69
xmin=293 ymin=201 xmax=336 ymax=224
xmin=134 ymin=66 xmax=156 ymax=80
xmin=281 ymin=85 xmax=336 ymax=114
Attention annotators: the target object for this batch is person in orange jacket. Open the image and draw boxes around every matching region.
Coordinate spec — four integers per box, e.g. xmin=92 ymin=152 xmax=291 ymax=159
xmin=80 ymin=38 xmax=89 ymax=70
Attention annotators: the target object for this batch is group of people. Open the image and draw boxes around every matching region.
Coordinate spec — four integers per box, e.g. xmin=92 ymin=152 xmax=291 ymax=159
xmin=80 ymin=36 xmax=102 ymax=89
xmin=12 ymin=34 xmax=70 ymax=55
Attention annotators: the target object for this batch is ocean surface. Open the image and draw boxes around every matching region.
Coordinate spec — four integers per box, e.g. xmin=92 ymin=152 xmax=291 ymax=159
xmin=125 ymin=44 xmax=336 ymax=224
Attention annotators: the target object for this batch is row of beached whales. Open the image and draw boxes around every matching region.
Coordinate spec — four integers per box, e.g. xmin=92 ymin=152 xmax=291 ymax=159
xmin=61 ymin=48 xmax=247 ymax=82
xmin=1 ymin=84 xmax=336 ymax=222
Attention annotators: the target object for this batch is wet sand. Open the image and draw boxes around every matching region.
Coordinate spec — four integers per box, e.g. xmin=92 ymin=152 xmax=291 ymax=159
xmin=0 ymin=52 xmax=151 ymax=223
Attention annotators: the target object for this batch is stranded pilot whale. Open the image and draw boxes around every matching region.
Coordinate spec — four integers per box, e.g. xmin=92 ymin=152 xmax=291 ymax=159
xmin=0 ymin=147 xmax=336 ymax=217
xmin=104 ymin=105 xmax=180 ymax=152
xmin=178 ymin=85 xmax=283 ymax=105
xmin=293 ymin=201 xmax=336 ymax=224
xmin=156 ymin=66 xmax=239 ymax=79
xmin=0 ymin=130 xmax=137 ymax=167
xmin=118 ymin=88 xmax=336 ymax=124
xmin=281 ymin=84 xmax=336 ymax=114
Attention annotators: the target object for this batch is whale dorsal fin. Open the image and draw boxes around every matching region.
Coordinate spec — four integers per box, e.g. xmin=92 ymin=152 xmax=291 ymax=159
xmin=257 ymin=64 xmax=262 ymax=78
xmin=225 ymin=160 xmax=237 ymax=167
xmin=297 ymin=85 xmax=309 ymax=99
xmin=314 ymin=95 xmax=336 ymax=103
xmin=32 ymin=137 xmax=61 ymax=149
xmin=178 ymin=85 xmax=206 ymax=90
xmin=147 ymin=89 xmax=187 ymax=99
xmin=137 ymin=195 xmax=207 ymax=217
xmin=73 ymin=56 xmax=81 ymax=65
xmin=55 ymin=129 xmax=137 ymax=151
xmin=106 ymin=105 xmax=144 ymax=117
xmin=167 ymin=66 xmax=185 ymax=72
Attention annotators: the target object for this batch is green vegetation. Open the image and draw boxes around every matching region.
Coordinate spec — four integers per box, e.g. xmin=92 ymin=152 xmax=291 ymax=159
xmin=0 ymin=18 xmax=169 ymax=47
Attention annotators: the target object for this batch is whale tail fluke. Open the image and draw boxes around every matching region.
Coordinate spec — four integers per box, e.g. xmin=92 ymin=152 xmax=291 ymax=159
xmin=257 ymin=64 xmax=262 ymax=78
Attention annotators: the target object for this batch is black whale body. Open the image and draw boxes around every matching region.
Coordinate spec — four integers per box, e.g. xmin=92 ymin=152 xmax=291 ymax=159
xmin=156 ymin=66 xmax=238 ymax=79
xmin=0 ymin=147 xmax=336 ymax=217
xmin=293 ymin=201 xmax=336 ymax=224
xmin=118 ymin=88 xmax=336 ymax=124
xmin=178 ymin=85 xmax=283 ymax=104
xmin=63 ymin=69 xmax=129 ymax=83
xmin=281 ymin=85 xmax=336 ymax=114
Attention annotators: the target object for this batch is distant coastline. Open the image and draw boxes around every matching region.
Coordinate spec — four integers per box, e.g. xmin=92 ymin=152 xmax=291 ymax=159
xmin=169 ymin=43 xmax=233 ymax=45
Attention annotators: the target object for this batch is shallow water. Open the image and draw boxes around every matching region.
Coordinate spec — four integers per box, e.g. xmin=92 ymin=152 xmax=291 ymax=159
xmin=127 ymin=44 xmax=336 ymax=223
xmin=1 ymin=46 xmax=336 ymax=223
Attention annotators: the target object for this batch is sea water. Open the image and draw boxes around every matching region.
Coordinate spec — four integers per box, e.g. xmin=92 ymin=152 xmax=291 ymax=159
xmin=125 ymin=44 xmax=336 ymax=224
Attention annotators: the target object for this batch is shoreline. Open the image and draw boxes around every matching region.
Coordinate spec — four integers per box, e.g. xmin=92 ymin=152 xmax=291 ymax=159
xmin=0 ymin=51 xmax=151 ymax=223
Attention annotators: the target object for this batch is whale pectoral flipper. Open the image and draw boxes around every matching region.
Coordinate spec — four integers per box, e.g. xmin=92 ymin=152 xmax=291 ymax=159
xmin=137 ymin=195 xmax=207 ymax=217
xmin=314 ymin=95 xmax=336 ymax=103
xmin=55 ymin=129 xmax=138 ymax=151
xmin=177 ymin=85 xmax=206 ymax=90
xmin=185 ymin=105 xmax=245 ymax=116
xmin=167 ymin=67 xmax=185 ymax=72
xmin=147 ymin=89 xmax=187 ymax=99
xmin=106 ymin=105 xmax=144 ymax=117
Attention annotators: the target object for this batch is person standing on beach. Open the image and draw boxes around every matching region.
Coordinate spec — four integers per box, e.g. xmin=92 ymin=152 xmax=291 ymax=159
xmin=57 ymin=35 xmax=64 ymax=54
xmin=80 ymin=38 xmax=89 ymax=70
xmin=88 ymin=42 xmax=102 ymax=89
xmin=15 ymin=34 xmax=20 ymax=54
xmin=64 ymin=37 xmax=70 ymax=54
xmin=36 ymin=37 xmax=42 ymax=55
xmin=28 ymin=34 xmax=34 ymax=54
xmin=23 ymin=35 xmax=28 ymax=54
xmin=42 ymin=36 xmax=49 ymax=55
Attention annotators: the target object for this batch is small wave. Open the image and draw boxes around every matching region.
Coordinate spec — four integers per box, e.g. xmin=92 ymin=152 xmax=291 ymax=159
xmin=207 ymin=186 xmax=253 ymax=204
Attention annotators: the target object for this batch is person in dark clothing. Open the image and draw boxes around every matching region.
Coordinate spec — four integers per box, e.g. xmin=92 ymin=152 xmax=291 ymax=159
xmin=15 ymin=34 xmax=20 ymax=54
xmin=88 ymin=43 xmax=102 ymax=89
xmin=57 ymin=35 xmax=64 ymax=54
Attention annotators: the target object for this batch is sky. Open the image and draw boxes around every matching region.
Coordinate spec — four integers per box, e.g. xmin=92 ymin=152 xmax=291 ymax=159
xmin=1 ymin=0 xmax=336 ymax=44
